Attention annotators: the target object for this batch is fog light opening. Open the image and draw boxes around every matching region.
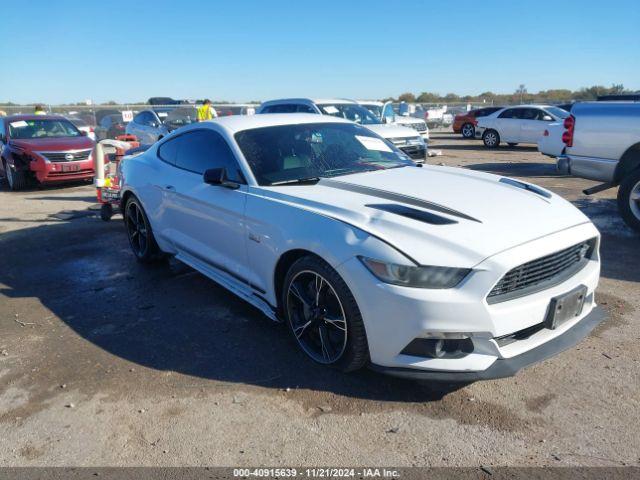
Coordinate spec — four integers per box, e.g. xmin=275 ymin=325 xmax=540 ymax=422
xmin=400 ymin=337 xmax=474 ymax=359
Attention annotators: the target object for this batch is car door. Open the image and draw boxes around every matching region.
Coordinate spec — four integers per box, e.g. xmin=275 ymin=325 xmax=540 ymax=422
xmin=0 ymin=118 xmax=5 ymax=161
xmin=520 ymin=108 xmax=551 ymax=143
xmin=128 ymin=113 xmax=148 ymax=143
xmin=495 ymin=108 xmax=522 ymax=142
xmin=382 ymin=102 xmax=396 ymax=124
xmin=161 ymin=129 xmax=251 ymax=284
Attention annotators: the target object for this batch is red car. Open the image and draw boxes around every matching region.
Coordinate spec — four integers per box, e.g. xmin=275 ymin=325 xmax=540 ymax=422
xmin=452 ymin=107 xmax=503 ymax=138
xmin=0 ymin=115 xmax=95 ymax=190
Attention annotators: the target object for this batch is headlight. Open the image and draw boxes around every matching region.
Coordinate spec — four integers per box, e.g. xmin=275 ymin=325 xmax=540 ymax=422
xmin=359 ymin=257 xmax=471 ymax=289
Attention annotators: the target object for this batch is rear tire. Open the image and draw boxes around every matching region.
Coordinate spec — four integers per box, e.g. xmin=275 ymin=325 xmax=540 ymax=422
xmin=282 ymin=255 xmax=369 ymax=372
xmin=617 ymin=168 xmax=640 ymax=233
xmin=461 ymin=123 xmax=475 ymax=138
xmin=482 ymin=129 xmax=500 ymax=148
xmin=100 ymin=203 xmax=113 ymax=222
xmin=124 ymin=196 xmax=163 ymax=263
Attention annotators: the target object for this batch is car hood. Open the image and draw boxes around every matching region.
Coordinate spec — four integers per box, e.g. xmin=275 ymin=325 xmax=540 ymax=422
xmin=9 ymin=136 xmax=95 ymax=152
xmin=262 ymin=166 xmax=592 ymax=267
xmin=365 ymin=123 xmax=420 ymax=139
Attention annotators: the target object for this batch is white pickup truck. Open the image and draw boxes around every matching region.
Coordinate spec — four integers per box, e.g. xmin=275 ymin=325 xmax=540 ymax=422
xmin=552 ymin=102 xmax=640 ymax=232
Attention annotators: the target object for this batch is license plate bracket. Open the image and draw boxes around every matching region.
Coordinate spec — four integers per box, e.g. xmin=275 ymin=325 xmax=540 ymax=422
xmin=62 ymin=163 xmax=80 ymax=172
xmin=545 ymin=285 xmax=588 ymax=330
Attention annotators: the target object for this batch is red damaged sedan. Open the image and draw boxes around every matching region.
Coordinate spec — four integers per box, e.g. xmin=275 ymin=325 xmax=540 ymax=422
xmin=0 ymin=115 xmax=95 ymax=190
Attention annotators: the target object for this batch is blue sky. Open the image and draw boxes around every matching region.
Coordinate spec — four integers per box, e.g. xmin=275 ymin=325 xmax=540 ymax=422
xmin=1 ymin=0 xmax=638 ymax=104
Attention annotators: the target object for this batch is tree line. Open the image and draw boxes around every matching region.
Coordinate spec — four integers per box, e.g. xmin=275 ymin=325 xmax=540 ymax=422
xmin=388 ymin=84 xmax=634 ymax=105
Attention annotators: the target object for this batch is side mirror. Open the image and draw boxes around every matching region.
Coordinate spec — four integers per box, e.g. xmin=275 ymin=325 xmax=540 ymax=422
xmin=203 ymin=167 xmax=240 ymax=189
xmin=542 ymin=115 xmax=554 ymax=121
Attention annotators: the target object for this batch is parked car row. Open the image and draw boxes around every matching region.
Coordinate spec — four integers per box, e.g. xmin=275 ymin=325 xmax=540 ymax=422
xmin=257 ymin=98 xmax=427 ymax=162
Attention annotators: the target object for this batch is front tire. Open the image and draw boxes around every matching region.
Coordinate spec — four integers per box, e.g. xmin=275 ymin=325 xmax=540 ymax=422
xmin=617 ymin=169 xmax=640 ymax=233
xmin=4 ymin=160 xmax=27 ymax=191
xmin=461 ymin=123 xmax=475 ymax=138
xmin=482 ymin=129 xmax=500 ymax=148
xmin=282 ymin=256 xmax=369 ymax=372
xmin=124 ymin=196 xmax=163 ymax=262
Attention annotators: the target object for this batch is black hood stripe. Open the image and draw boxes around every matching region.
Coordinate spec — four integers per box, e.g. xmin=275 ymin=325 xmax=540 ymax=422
xmin=366 ymin=203 xmax=458 ymax=225
xmin=319 ymin=179 xmax=481 ymax=223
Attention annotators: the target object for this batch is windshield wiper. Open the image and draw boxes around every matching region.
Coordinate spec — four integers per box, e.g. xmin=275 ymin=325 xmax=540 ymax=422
xmin=270 ymin=176 xmax=321 ymax=186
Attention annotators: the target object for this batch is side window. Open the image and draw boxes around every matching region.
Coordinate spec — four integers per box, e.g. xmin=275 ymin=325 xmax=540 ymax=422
xmin=157 ymin=136 xmax=180 ymax=165
xmin=134 ymin=112 xmax=150 ymax=126
xmin=474 ymin=109 xmax=491 ymax=118
xmin=383 ymin=104 xmax=395 ymax=119
xmin=175 ymin=130 xmax=244 ymax=182
xmin=296 ymin=104 xmax=315 ymax=113
xmin=535 ymin=109 xmax=553 ymax=121
xmin=520 ymin=108 xmax=538 ymax=120
xmin=498 ymin=109 xmax=515 ymax=119
xmin=270 ymin=104 xmax=297 ymax=113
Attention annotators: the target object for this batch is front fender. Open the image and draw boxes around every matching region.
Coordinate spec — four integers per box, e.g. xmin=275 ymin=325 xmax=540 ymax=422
xmin=244 ymin=190 xmax=410 ymax=305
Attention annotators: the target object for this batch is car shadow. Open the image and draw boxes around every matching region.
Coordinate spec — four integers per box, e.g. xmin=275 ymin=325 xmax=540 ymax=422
xmin=436 ymin=143 xmax=539 ymax=153
xmin=465 ymin=162 xmax=566 ymax=178
xmin=25 ymin=195 xmax=97 ymax=202
xmin=0 ymin=219 xmax=465 ymax=403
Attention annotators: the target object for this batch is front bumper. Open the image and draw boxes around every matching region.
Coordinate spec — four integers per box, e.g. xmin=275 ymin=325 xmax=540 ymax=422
xmin=336 ymin=222 xmax=601 ymax=380
xmin=370 ymin=306 xmax=605 ymax=381
xmin=30 ymin=157 xmax=94 ymax=183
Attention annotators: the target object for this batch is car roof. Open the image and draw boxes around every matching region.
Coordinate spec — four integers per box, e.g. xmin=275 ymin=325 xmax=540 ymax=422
xmin=313 ymin=98 xmax=357 ymax=105
xmin=357 ymin=100 xmax=383 ymax=106
xmin=500 ymin=104 xmax=553 ymax=109
xmin=203 ymin=113 xmax=353 ymax=134
xmin=260 ymin=98 xmax=357 ymax=107
xmin=4 ymin=114 xmax=68 ymax=122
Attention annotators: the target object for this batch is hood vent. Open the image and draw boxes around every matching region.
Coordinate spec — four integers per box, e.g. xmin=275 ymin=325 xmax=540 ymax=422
xmin=319 ymin=179 xmax=481 ymax=223
xmin=367 ymin=203 xmax=457 ymax=225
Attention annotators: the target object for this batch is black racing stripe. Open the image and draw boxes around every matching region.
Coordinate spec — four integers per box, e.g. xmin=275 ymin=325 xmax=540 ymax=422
xmin=366 ymin=203 xmax=458 ymax=225
xmin=319 ymin=179 xmax=481 ymax=223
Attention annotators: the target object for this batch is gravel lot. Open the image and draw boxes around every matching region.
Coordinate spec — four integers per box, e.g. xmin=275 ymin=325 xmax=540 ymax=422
xmin=0 ymin=132 xmax=638 ymax=467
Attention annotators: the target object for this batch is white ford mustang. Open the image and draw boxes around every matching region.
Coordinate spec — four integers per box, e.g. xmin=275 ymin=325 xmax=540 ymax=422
xmin=119 ymin=113 xmax=603 ymax=381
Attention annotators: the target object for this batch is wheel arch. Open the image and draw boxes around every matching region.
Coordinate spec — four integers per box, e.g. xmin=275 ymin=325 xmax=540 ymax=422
xmin=273 ymin=248 xmax=323 ymax=316
xmin=614 ymin=142 xmax=640 ymax=183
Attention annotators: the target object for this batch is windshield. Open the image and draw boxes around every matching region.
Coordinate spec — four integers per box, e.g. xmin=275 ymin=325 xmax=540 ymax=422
xmin=360 ymin=104 xmax=382 ymax=118
xmin=9 ymin=119 xmax=81 ymax=139
xmin=546 ymin=106 xmax=570 ymax=119
xmin=164 ymin=108 xmax=198 ymax=128
xmin=316 ymin=104 xmax=381 ymax=125
xmin=235 ymin=122 xmax=414 ymax=186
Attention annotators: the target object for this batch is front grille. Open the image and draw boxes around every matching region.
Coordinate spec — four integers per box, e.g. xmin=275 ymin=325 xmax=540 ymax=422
xmin=39 ymin=149 xmax=92 ymax=162
xmin=487 ymin=238 xmax=596 ymax=304
xmin=399 ymin=145 xmax=426 ymax=160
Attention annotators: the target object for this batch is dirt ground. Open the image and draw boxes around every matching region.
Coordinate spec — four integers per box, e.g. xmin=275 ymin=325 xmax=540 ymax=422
xmin=0 ymin=132 xmax=638 ymax=467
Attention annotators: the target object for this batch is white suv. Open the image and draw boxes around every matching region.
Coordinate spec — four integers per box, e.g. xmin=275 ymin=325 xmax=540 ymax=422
xmin=358 ymin=101 xmax=429 ymax=140
xmin=476 ymin=105 xmax=569 ymax=148
xmin=257 ymin=98 xmax=427 ymax=162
